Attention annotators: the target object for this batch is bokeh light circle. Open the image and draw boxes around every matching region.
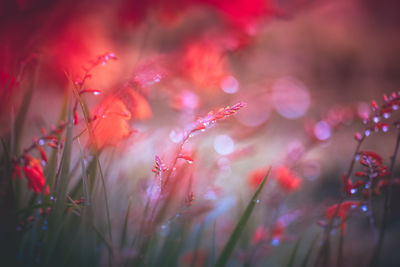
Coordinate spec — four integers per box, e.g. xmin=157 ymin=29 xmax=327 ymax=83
xmin=271 ymin=77 xmax=310 ymax=119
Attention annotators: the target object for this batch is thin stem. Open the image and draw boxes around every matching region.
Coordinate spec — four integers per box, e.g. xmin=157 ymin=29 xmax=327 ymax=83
xmin=369 ymin=129 xmax=400 ymax=266
xmin=367 ymin=176 xmax=377 ymax=244
xmin=315 ymin=135 xmax=365 ymax=267
xmin=96 ymin=155 xmax=113 ymax=242
xmin=337 ymin=231 xmax=344 ymax=267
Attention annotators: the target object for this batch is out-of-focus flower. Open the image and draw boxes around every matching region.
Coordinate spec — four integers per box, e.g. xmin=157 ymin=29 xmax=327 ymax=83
xmin=127 ymin=89 xmax=152 ymax=120
xmin=205 ymin=0 xmax=271 ymax=30
xmin=251 ymin=222 xmax=287 ymax=246
xmin=171 ymin=90 xmax=200 ymax=111
xmin=183 ymin=42 xmax=228 ymax=90
xmin=118 ymin=0 xmax=272 ymax=32
xmin=181 ymin=249 xmax=208 ymax=267
xmin=91 ymin=96 xmax=132 ymax=149
xmin=274 ymin=166 xmax=302 ymax=192
xmin=325 ymin=201 xmax=360 ymax=233
xmin=248 ymin=168 xmax=268 ymax=188
xmin=252 ymin=226 xmax=269 ymax=244
xmin=14 ymin=156 xmax=49 ymax=195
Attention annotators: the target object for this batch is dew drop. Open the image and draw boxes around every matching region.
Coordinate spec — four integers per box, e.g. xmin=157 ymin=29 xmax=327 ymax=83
xmin=271 ymin=239 xmax=280 ymax=246
xmin=383 ymin=113 xmax=390 ymax=119
xmin=361 ymin=205 xmax=368 ymax=212
xmin=365 ymin=129 xmax=371 ymax=137
xmin=373 ymin=116 xmax=380 ymax=123
xmin=350 ymin=188 xmax=357 ymax=194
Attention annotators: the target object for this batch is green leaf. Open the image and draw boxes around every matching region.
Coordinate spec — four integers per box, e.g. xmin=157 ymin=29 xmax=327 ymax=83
xmin=215 ymin=167 xmax=271 ymax=267
xmin=286 ymin=236 xmax=302 ymax=267
xmin=96 ymin=155 xmax=113 ymax=242
xmin=92 ymin=224 xmax=113 ymax=254
xmin=300 ymin=233 xmax=320 ymax=267
xmin=42 ymin=94 xmax=74 ymax=266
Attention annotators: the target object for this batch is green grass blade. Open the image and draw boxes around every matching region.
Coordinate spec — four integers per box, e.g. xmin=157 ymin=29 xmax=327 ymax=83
xmin=96 ymin=155 xmax=113 ymax=242
xmin=189 ymin=223 xmax=206 ymax=267
xmin=45 ymin=91 xmax=69 ymax=189
xmin=69 ymin=73 xmax=113 ymax=242
xmin=43 ymin=97 xmax=73 ymax=266
xmin=215 ymin=167 xmax=271 ymax=267
xmin=120 ymin=199 xmax=132 ymax=249
xmin=92 ymin=224 xmax=113 ymax=254
xmin=286 ymin=236 xmax=302 ymax=267
xmin=78 ymin=139 xmax=91 ymax=207
xmin=300 ymin=233 xmax=320 ymax=267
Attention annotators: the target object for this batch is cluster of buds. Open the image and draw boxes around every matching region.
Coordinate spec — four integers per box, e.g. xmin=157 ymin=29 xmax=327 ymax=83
xmin=151 ymin=155 xmax=168 ymax=177
xmin=355 ymin=92 xmax=400 ymax=140
xmin=186 ymin=102 xmax=246 ymax=138
xmin=344 ymin=151 xmax=389 ymax=197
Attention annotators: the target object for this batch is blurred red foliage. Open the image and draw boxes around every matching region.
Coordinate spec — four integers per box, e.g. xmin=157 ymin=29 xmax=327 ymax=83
xmin=325 ymin=201 xmax=360 ymax=233
xmin=274 ymin=166 xmax=302 ymax=192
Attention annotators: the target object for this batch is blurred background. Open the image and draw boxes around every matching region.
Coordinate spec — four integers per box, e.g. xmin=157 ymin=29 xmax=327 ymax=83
xmin=1 ymin=0 xmax=400 ymax=266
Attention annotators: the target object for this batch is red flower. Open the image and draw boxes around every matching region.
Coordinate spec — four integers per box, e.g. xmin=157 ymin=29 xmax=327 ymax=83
xmin=12 ymin=164 xmax=23 ymax=180
xmin=325 ymin=201 xmax=360 ymax=233
xmin=251 ymin=222 xmax=286 ymax=245
xmin=183 ymin=42 xmax=228 ymax=90
xmin=274 ymin=166 xmax=302 ymax=192
xmin=252 ymin=226 xmax=269 ymax=244
xmin=91 ymin=96 xmax=132 ymax=149
xmin=248 ymin=168 xmax=268 ymax=188
xmin=21 ymin=156 xmax=49 ymax=195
